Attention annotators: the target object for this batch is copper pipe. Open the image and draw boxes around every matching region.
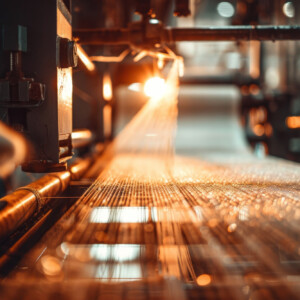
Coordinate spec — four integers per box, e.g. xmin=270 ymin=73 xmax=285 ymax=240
xmin=0 ymin=158 xmax=92 ymax=241
xmin=70 ymin=157 xmax=93 ymax=181
xmin=72 ymin=129 xmax=94 ymax=149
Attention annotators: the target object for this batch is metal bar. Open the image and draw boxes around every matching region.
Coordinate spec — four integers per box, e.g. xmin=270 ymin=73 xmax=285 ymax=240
xmin=72 ymin=129 xmax=94 ymax=149
xmin=179 ymin=75 xmax=259 ymax=86
xmin=74 ymin=25 xmax=300 ymax=45
xmin=0 ymin=158 xmax=92 ymax=241
xmin=169 ymin=26 xmax=300 ymax=42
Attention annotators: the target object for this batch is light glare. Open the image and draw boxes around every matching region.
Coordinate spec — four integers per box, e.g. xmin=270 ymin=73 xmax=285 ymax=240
xmin=144 ymin=77 xmax=166 ymax=99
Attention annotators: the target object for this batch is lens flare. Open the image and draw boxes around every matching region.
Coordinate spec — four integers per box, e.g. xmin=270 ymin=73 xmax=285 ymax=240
xmin=144 ymin=77 xmax=166 ymax=99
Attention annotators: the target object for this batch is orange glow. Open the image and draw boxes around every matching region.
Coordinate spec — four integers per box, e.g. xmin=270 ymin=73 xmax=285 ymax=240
xmin=265 ymin=123 xmax=273 ymax=137
xmin=286 ymin=116 xmax=300 ymax=129
xmin=157 ymin=56 xmax=164 ymax=69
xmin=0 ymin=122 xmax=27 ymax=178
xmin=40 ymin=255 xmax=62 ymax=277
xmin=253 ymin=124 xmax=264 ymax=136
xmin=227 ymin=223 xmax=237 ymax=233
xmin=103 ymin=104 xmax=112 ymax=138
xmin=196 ymin=274 xmax=212 ymax=286
xmin=77 ymin=44 xmax=96 ymax=71
xmin=249 ymin=84 xmax=260 ymax=95
xmin=103 ymin=73 xmax=113 ymax=101
xmin=71 ymin=129 xmax=92 ymax=141
xmin=144 ymin=77 xmax=166 ymax=99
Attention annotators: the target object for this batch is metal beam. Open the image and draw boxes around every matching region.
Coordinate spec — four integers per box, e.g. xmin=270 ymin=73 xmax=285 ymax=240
xmin=74 ymin=25 xmax=300 ymax=45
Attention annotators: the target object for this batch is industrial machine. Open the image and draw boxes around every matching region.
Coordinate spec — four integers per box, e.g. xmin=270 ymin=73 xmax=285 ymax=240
xmin=0 ymin=1 xmax=300 ymax=299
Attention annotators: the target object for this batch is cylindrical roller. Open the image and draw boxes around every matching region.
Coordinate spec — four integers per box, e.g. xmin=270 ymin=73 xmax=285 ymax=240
xmin=0 ymin=157 xmax=92 ymax=240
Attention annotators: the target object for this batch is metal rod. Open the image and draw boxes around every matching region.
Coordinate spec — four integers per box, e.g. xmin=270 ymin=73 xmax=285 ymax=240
xmin=74 ymin=25 xmax=300 ymax=45
xmin=169 ymin=26 xmax=300 ymax=42
xmin=72 ymin=129 xmax=94 ymax=149
xmin=179 ymin=75 xmax=259 ymax=86
xmin=0 ymin=158 xmax=92 ymax=241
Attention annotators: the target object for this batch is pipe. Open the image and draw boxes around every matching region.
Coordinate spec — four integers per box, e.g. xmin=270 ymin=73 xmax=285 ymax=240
xmin=0 ymin=122 xmax=27 ymax=178
xmin=0 ymin=158 xmax=92 ymax=241
xmin=72 ymin=129 xmax=94 ymax=149
xmin=74 ymin=25 xmax=300 ymax=45
xmin=179 ymin=75 xmax=259 ymax=86
xmin=168 ymin=26 xmax=300 ymax=42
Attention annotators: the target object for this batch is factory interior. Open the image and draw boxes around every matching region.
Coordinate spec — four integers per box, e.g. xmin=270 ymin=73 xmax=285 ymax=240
xmin=0 ymin=0 xmax=300 ymax=299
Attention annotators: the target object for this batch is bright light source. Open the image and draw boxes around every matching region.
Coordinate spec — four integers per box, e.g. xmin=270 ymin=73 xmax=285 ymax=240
xmin=103 ymin=73 xmax=113 ymax=101
xmin=217 ymin=2 xmax=235 ymax=18
xmin=144 ymin=76 xmax=166 ymax=99
xmin=157 ymin=57 xmax=164 ymax=69
xmin=283 ymin=2 xmax=295 ymax=18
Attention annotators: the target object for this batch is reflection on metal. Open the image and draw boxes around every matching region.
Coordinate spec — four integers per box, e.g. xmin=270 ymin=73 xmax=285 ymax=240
xmin=0 ymin=157 xmax=92 ymax=240
xmin=72 ymin=129 xmax=94 ymax=149
xmin=103 ymin=105 xmax=112 ymax=138
xmin=90 ymin=244 xmax=141 ymax=262
xmin=77 ymin=44 xmax=96 ymax=71
xmin=103 ymin=73 xmax=113 ymax=101
xmin=90 ymin=207 xmax=149 ymax=223
xmin=94 ymin=264 xmax=142 ymax=281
